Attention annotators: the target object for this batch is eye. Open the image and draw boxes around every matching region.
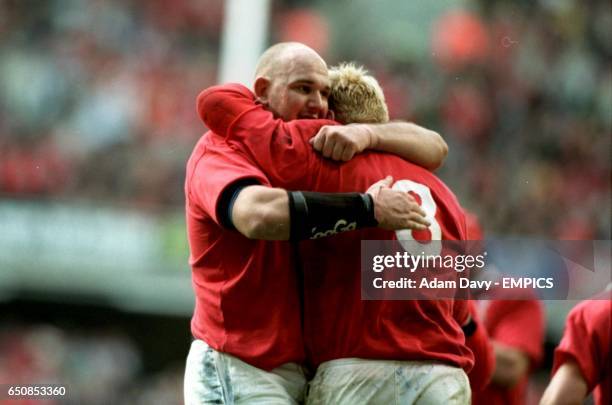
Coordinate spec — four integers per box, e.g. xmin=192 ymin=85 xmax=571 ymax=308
xmin=297 ymin=85 xmax=311 ymax=94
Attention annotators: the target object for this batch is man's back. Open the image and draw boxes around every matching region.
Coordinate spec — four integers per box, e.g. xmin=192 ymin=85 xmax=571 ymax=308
xmin=294 ymin=148 xmax=471 ymax=369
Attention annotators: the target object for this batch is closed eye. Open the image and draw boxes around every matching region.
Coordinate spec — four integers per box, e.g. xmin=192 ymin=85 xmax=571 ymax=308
xmin=296 ymin=85 xmax=312 ymax=94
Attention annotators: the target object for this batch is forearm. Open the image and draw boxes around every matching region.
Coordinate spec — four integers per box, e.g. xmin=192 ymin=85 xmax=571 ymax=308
xmin=228 ymin=178 xmax=429 ymax=241
xmin=231 ymin=187 xmax=379 ymax=241
xmin=365 ymin=122 xmax=448 ymax=170
xmin=540 ymin=362 xmax=588 ymax=405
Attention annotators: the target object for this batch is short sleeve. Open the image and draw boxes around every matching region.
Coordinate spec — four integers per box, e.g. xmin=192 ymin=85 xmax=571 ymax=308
xmin=552 ymin=298 xmax=611 ymax=392
xmin=488 ymin=299 xmax=545 ymax=365
xmin=188 ymin=144 xmax=270 ymax=225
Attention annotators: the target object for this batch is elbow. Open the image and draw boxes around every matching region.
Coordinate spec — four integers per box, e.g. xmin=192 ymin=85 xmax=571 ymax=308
xmin=237 ymin=205 xmax=288 ymax=240
xmin=231 ymin=186 xmax=290 ymax=240
xmin=438 ymin=135 xmax=449 ymax=161
xmin=242 ymin=208 xmax=275 ymax=240
xmin=430 ymin=132 xmax=448 ymax=170
xmin=236 ymin=215 xmax=260 ymax=240
xmin=421 ymin=132 xmax=448 ymax=171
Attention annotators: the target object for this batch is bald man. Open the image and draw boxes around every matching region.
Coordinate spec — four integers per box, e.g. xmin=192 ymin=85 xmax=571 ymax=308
xmin=185 ymin=42 xmax=447 ymax=404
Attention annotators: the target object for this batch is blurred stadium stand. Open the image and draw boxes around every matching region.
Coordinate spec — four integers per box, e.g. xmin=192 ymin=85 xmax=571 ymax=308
xmin=0 ymin=0 xmax=610 ymax=403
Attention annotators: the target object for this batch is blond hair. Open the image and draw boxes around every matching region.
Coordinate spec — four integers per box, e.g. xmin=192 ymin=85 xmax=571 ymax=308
xmin=329 ymin=63 xmax=389 ymax=124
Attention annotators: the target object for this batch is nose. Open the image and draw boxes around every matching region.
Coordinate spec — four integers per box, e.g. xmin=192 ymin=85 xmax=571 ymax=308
xmin=308 ymin=92 xmax=326 ymax=116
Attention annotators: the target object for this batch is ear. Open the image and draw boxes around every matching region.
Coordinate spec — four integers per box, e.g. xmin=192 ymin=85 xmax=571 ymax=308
xmin=254 ymin=77 xmax=271 ymax=105
xmin=326 ymin=109 xmax=335 ymax=120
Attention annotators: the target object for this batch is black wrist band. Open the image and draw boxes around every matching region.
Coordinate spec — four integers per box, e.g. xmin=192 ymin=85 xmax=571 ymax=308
xmin=462 ymin=318 xmax=478 ymax=337
xmin=361 ymin=193 xmax=375 ymax=218
xmin=288 ymin=191 xmax=377 ymax=241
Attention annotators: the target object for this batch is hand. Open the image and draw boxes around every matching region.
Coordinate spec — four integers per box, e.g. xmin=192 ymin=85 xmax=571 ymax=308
xmin=310 ymin=124 xmax=375 ymax=162
xmin=491 ymin=342 xmax=530 ymax=388
xmin=366 ymin=176 xmax=430 ymax=231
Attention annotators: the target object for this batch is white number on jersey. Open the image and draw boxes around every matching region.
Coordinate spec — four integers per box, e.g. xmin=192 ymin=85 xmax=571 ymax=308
xmin=393 ymin=179 xmax=442 ymax=256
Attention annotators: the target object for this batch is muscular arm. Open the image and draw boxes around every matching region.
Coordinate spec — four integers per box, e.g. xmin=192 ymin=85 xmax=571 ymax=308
xmin=539 ymin=361 xmax=588 ymax=405
xmin=311 ymin=122 xmax=447 ymax=170
xmin=199 ymin=84 xmax=447 ymax=170
xmin=368 ymin=122 xmax=448 ymax=170
xmin=231 ymin=178 xmax=429 ymax=240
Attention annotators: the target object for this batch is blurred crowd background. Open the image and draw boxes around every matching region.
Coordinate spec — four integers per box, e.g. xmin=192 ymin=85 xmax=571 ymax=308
xmin=0 ymin=0 xmax=610 ymax=403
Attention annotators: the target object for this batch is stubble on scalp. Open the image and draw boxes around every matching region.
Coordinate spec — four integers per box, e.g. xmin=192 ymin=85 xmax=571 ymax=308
xmin=255 ymin=42 xmax=327 ymax=82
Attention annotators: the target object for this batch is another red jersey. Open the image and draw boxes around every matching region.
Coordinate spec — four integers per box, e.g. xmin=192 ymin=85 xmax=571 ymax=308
xmin=473 ymin=298 xmax=545 ymax=405
xmin=198 ymin=83 xmax=474 ymax=371
xmin=185 ymin=128 xmax=305 ymax=370
xmin=553 ymin=294 xmax=611 ymax=405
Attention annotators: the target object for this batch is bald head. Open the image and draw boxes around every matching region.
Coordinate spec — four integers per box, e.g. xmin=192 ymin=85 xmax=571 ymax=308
xmin=253 ymin=42 xmax=330 ymax=121
xmin=255 ymin=42 xmax=327 ymax=79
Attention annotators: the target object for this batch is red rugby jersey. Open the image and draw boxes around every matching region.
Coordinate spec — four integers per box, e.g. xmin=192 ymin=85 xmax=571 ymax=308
xmin=198 ymin=84 xmax=474 ymax=371
xmin=553 ymin=294 xmax=611 ymax=405
xmin=185 ymin=128 xmax=305 ymax=371
xmin=473 ymin=298 xmax=545 ymax=405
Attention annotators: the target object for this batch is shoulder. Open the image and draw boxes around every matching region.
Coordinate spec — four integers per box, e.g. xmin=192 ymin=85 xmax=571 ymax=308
xmin=198 ymin=83 xmax=254 ymax=103
xmin=567 ymin=295 xmax=611 ymax=330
